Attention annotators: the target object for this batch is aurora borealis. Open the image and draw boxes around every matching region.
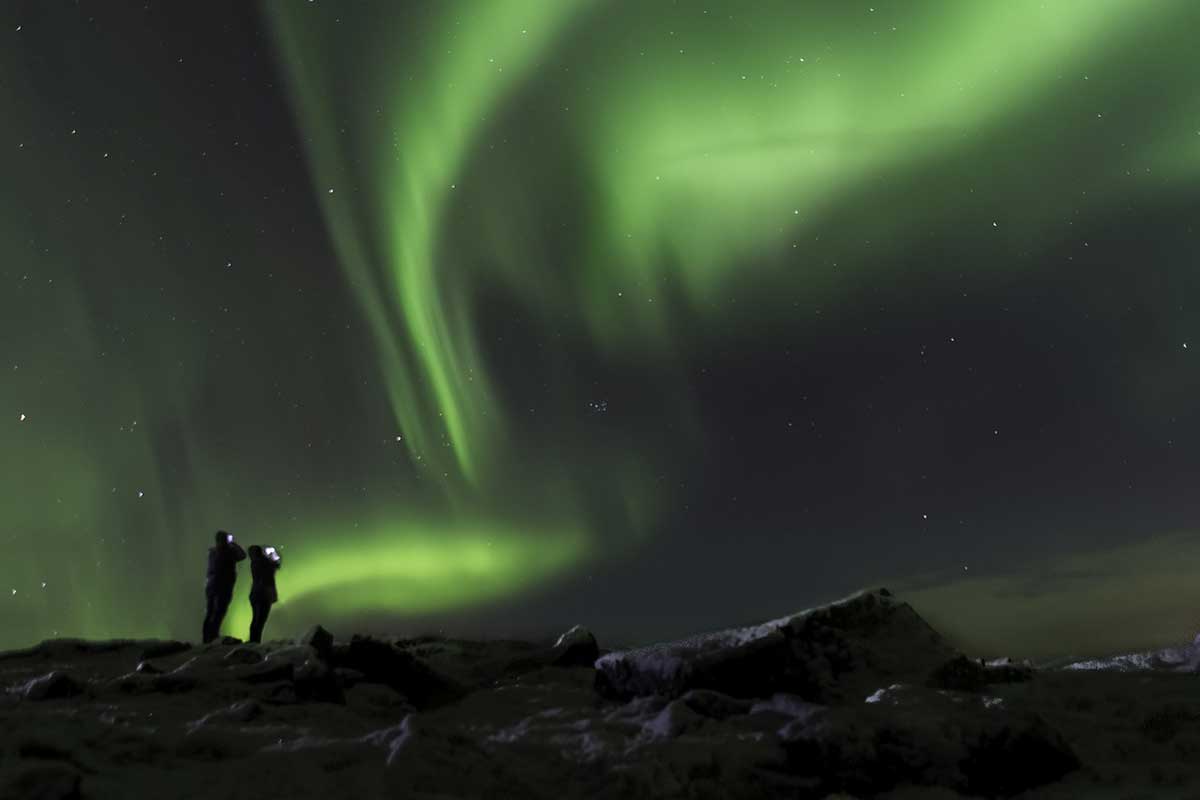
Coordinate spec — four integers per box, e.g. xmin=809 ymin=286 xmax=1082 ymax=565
xmin=3 ymin=1 xmax=1199 ymax=656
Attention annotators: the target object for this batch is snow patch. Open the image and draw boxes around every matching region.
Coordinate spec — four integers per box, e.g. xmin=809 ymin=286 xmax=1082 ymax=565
xmin=864 ymin=683 xmax=904 ymax=704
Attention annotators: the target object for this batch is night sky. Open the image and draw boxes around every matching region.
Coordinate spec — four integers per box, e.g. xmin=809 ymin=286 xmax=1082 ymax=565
xmin=4 ymin=1 xmax=1198 ymax=657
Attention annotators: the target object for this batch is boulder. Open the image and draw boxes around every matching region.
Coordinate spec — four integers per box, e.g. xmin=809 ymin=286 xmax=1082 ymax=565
xmin=298 ymin=625 xmax=335 ymax=661
xmin=550 ymin=625 xmax=599 ymax=668
xmin=332 ymin=635 xmax=463 ymax=709
xmin=595 ymin=588 xmax=957 ymax=704
xmin=21 ymin=671 xmax=83 ymax=701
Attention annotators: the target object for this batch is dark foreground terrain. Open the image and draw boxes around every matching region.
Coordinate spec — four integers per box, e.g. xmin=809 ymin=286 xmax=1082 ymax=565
xmin=2 ymin=589 xmax=1200 ymax=798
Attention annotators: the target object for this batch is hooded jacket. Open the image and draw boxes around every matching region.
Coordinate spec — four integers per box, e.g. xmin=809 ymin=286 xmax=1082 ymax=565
xmin=206 ymin=541 xmax=246 ymax=591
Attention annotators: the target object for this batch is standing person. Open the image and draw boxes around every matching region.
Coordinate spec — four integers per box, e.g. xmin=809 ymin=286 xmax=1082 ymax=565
xmin=203 ymin=530 xmax=246 ymax=643
xmin=247 ymin=544 xmax=281 ymax=644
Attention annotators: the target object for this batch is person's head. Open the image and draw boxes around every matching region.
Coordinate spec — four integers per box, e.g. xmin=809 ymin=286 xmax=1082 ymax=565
xmin=248 ymin=545 xmax=264 ymax=560
xmin=215 ymin=530 xmax=233 ymax=546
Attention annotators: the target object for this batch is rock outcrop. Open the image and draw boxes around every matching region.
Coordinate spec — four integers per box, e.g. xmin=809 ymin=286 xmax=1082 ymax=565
xmin=297 ymin=625 xmax=334 ymax=661
xmin=595 ymin=588 xmax=955 ymax=703
xmin=19 ymin=671 xmax=83 ymax=702
xmin=0 ymin=589 xmax=1148 ymax=798
xmin=550 ymin=625 xmax=600 ymax=668
xmin=330 ymin=635 xmax=464 ymax=709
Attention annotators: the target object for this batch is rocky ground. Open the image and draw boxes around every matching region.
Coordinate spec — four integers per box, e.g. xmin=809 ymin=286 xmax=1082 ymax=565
xmin=3 ymin=589 xmax=1200 ymax=798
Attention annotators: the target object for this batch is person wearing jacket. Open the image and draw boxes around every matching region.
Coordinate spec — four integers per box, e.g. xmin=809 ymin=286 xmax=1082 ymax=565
xmin=203 ymin=530 xmax=246 ymax=643
xmin=247 ymin=544 xmax=282 ymax=644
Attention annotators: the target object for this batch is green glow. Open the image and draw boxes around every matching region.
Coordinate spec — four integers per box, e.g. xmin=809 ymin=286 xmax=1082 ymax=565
xmin=273 ymin=0 xmax=1191 ymax=393
xmin=574 ymin=0 xmax=1161 ymax=342
xmin=268 ymin=1 xmax=593 ymax=486
xmin=224 ymin=521 xmax=586 ymax=636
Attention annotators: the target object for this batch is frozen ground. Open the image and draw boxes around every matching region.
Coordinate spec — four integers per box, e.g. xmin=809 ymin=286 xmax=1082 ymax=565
xmin=2 ymin=589 xmax=1200 ymax=798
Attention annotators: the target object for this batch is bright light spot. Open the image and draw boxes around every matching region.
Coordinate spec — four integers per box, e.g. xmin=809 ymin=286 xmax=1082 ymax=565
xmin=137 ymin=491 xmax=144 ymax=498
xmin=18 ymin=413 xmax=25 ymax=422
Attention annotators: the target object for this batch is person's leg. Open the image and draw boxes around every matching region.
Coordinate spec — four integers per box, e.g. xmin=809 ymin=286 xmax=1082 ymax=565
xmin=249 ymin=600 xmax=264 ymax=643
xmin=212 ymin=587 xmax=233 ymax=640
xmin=257 ymin=602 xmax=272 ymax=642
xmin=202 ymin=590 xmax=218 ymax=643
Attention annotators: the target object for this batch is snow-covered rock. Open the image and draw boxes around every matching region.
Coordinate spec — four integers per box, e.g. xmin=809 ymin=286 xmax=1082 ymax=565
xmin=18 ymin=671 xmax=83 ymax=701
xmin=551 ymin=625 xmax=599 ymax=668
xmin=595 ymin=588 xmax=956 ymax=703
xmin=1061 ymin=640 xmax=1200 ymax=673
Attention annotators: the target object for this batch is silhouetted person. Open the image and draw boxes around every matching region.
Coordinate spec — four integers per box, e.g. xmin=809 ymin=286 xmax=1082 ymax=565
xmin=202 ymin=530 xmax=246 ymax=643
xmin=247 ymin=544 xmax=281 ymax=644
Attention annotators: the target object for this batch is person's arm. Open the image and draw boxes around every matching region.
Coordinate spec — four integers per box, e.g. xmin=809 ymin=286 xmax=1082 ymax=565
xmin=232 ymin=543 xmax=247 ymax=561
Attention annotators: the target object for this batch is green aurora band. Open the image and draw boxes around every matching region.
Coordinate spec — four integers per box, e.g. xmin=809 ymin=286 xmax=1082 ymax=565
xmin=268 ymin=1 xmax=595 ymax=487
xmin=224 ymin=520 xmax=586 ymax=637
xmin=270 ymin=0 xmax=1193 ymax=416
